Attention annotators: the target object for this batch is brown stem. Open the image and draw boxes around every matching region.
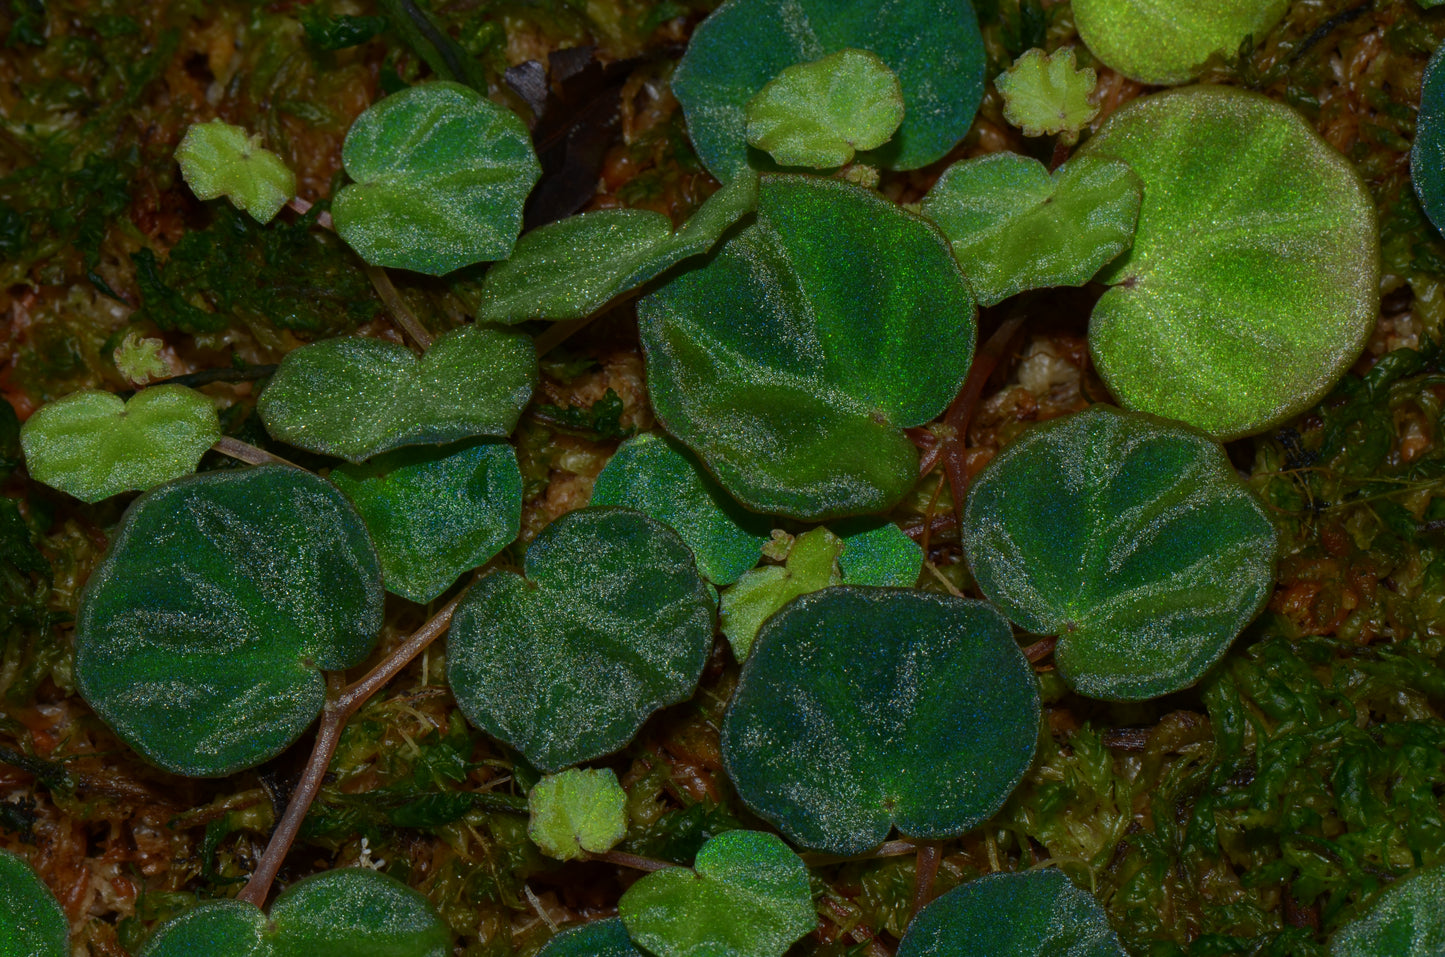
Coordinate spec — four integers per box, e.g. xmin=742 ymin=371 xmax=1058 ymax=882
xmin=287 ymin=196 xmax=334 ymax=230
xmin=212 ymin=436 xmax=300 ymax=469
xmin=1022 ymin=635 xmax=1058 ymax=663
xmin=941 ymin=312 xmax=1030 ymax=528
xmin=236 ymin=593 xmax=464 ymax=907
xmin=591 ymin=849 xmax=673 ymax=872
xmin=912 ymin=843 xmax=941 ymax=917
xmin=366 ymin=266 xmax=435 ymax=351
xmin=532 ymin=289 xmax=644 ymax=357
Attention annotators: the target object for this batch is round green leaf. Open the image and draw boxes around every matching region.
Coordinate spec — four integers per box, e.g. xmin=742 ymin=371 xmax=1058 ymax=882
xmin=20 ymin=386 xmax=220 ymax=504
xmin=897 ymin=870 xmax=1126 ymax=957
xmin=75 ymin=466 xmax=384 ymax=776
xmin=922 ymin=152 xmax=1140 ymax=307
xmin=995 ymin=47 xmax=1098 ymax=139
xmin=672 ymin=0 xmax=985 ymax=181
xmin=745 ymin=49 xmax=904 ymax=169
xmin=1413 ymin=44 xmax=1445 ymax=238
xmin=477 ymin=174 xmax=759 ymax=323
xmin=528 ymin=767 xmax=629 ymax=861
xmin=138 ymin=869 xmax=450 ymax=957
xmin=1080 ymin=86 xmax=1379 ymax=439
xmin=639 ymin=174 xmax=976 ymax=519
xmin=619 ymin=831 xmax=815 ymax=957
xmin=175 ymin=120 xmax=296 ymax=223
xmin=1074 ymin=0 xmax=1288 ymax=85
xmin=258 ymin=326 xmax=536 ymax=464
xmin=331 ymin=440 xmax=522 ymax=603
xmin=1332 ymin=865 xmax=1445 ymax=956
xmin=332 ymin=80 xmax=541 ymax=275
xmin=590 ymin=432 xmax=771 ymax=586
xmin=722 ymin=587 xmax=1040 ymax=855
xmin=0 ymin=850 xmax=67 ymax=957
xmin=538 ymin=920 xmax=646 ymax=957
xmin=447 ymin=507 xmax=715 ymax=771
xmin=964 ymin=405 xmax=1277 ymax=701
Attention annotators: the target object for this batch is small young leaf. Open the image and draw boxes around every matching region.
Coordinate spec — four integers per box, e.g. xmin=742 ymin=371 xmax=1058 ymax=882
xmin=175 ymin=120 xmax=296 ymax=223
xmin=672 ymin=0 xmax=985 ymax=181
xmin=0 ymin=850 xmax=67 ymax=957
xmin=331 ymin=440 xmax=522 ymax=603
xmin=75 ymin=466 xmax=384 ymax=776
xmin=137 ymin=869 xmax=450 ymax=957
xmin=722 ymin=588 xmax=1040 ymax=855
xmin=897 ymin=870 xmax=1126 ymax=957
xmin=995 ymin=48 xmax=1098 ymax=139
xmin=447 ymin=507 xmax=714 ymax=771
xmin=720 ymin=527 xmax=841 ymax=659
xmin=477 ymin=174 xmax=759 ymax=323
xmin=1413 ymin=44 xmax=1445 ymax=237
xmin=921 ymin=152 xmax=1140 ymax=307
xmin=619 ymin=831 xmax=815 ymax=957
xmin=539 ymin=920 xmax=645 ymax=957
xmin=528 ymin=767 xmax=629 ymax=861
xmin=20 ymin=385 xmax=220 ymax=504
xmin=1331 ymin=865 xmax=1445 ymax=956
xmin=332 ymin=81 xmax=541 ymax=275
xmin=744 ymin=49 xmax=904 ymax=169
xmin=1073 ymin=0 xmax=1288 ymax=85
xmin=590 ymin=432 xmax=771 ymax=587
xmin=1080 ymin=86 xmax=1379 ymax=438
xmin=640 ymin=174 xmax=975 ymax=519
xmin=257 ymin=326 xmax=536 ymax=464
xmin=113 ymin=332 xmax=171 ymax=386
xmin=964 ymin=405 xmax=1278 ymax=700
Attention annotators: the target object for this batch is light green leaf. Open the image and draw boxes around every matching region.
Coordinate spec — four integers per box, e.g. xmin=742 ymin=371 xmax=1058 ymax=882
xmin=0 ymin=850 xmax=67 ymax=957
xmin=1332 ymin=865 xmax=1445 ymax=956
xmin=333 ymin=81 xmax=541 ymax=275
xmin=528 ymin=768 xmax=629 ymax=861
xmin=1080 ymin=86 xmax=1378 ymax=439
xmin=175 ymin=120 xmax=296 ymax=223
xmin=257 ymin=326 xmax=536 ymax=464
xmin=922 ymin=152 xmax=1140 ymax=307
xmin=619 ymin=831 xmax=815 ymax=957
xmin=477 ymin=175 xmax=758 ymax=323
xmin=113 ymin=332 xmax=171 ymax=386
xmin=331 ymin=441 xmax=522 ymax=603
xmin=20 ymin=386 xmax=220 ymax=504
xmin=720 ymin=527 xmax=841 ymax=659
xmin=744 ymin=49 xmax=903 ymax=168
xmin=1074 ymin=0 xmax=1289 ymax=85
xmin=995 ymin=48 xmax=1098 ymax=139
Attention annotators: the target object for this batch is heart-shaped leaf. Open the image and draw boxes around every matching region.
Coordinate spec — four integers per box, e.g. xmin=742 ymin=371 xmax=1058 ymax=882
xmin=528 ymin=767 xmax=628 ymax=861
xmin=897 ymin=870 xmax=1126 ymax=957
xmin=672 ymin=0 xmax=985 ymax=181
xmin=639 ymin=174 xmax=976 ymax=519
xmin=744 ymin=49 xmax=903 ymax=169
xmin=332 ymin=81 xmax=541 ymax=275
xmin=1073 ymin=0 xmax=1288 ymax=85
xmin=619 ymin=830 xmax=815 ymax=957
xmin=20 ymin=386 xmax=220 ymax=504
xmin=922 ymin=152 xmax=1140 ymax=307
xmin=590 ymin=432 xmax=771 ymax=586
xmin=447 ymin=507 xmax=715 ymax=771
xmin=331 ymin=440 xmax=522 ymax=603
xmin=0 ymin=850 xmax=67 ymax=957
xmin=996 ymin=47 xmax=1098 ymax=139
xmin=257 ymin=326 xmax=536 ymax=464
xmin=722 ymin=587 xmax=1040 ymax=855
xmin=477 ymin=174 xmax=759 ymax=323
xmin=1331 ymin=865 xmax=1445 ymax=957
xmin=1413 ymin=45 xmax=1445 ymax=238
xmin=75 ymin=466 xmax=384 ymax=776
xmin=175 ymin=120 xmax=296 ymax=223
xmin=964 ymin=405 xmax=1277 ymax=701
xmin=538 ymin=920 xmax=645 ymax=957
xmin=1079 ymin=86 xmax=1379 ymax=439
xmin=137 ymin=869 xmax=449 ymax=957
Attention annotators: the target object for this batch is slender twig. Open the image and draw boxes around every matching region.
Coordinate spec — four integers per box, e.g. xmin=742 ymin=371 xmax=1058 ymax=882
xmin=800 ymin=840 xmax=918 ymax=867
xmin=941 ymin=312 xmax=1030 ymax=527
xmin=589 ymin=849 xmax=673 ymax=873
xmin=211 ymin=436 xmax=300 ymax=469
xmin=236 ymin=593 xmax=464 ymax=906
xmin=1022 ymin=636 xmax=1058 ymax=663
xmin=532 ymin=288 xmax=645 ymax=357
xmin=912 ymin=843 xmax=941 ymax=917
xmin=366 ymin=265 xmax=435 ymax=351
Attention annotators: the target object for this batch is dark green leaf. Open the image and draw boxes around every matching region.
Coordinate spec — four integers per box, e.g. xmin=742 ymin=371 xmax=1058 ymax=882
xmin=447 ymin=507 xmax=714 ymax=771
xmin=75 ymin=466 xmax=384 ymax=776
xmin=538 ymin=919 xmax=645 ymax=957
xmin=1330 ymin=865 xmax=1445 ymax=956
xmin=722 ymin=587 xmax=1040 ymax=854
xmin=1414 ymin=44 xmax=1445 ymax=238
xmin=0 ymin=850 xmax=67 ymax=957
xmin=300 ymin=6 xmax=387 ymax=50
